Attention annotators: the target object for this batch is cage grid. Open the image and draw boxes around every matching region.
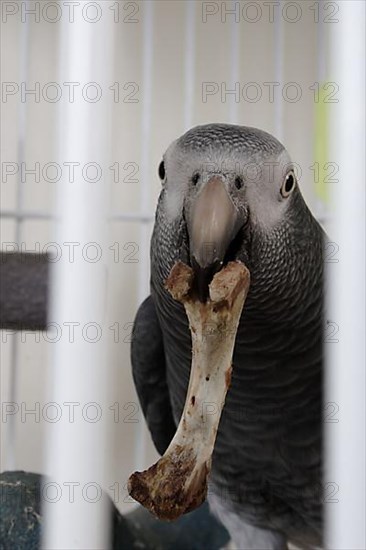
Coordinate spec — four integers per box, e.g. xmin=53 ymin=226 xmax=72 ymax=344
xmin=1 ymin=1 xmax=365 ymax=549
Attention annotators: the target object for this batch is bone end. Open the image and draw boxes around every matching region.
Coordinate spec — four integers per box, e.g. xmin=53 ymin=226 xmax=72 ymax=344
xmin=128 ymin=446 xmax=209 ymax=521
xmin=209 ymin=261 xmax=250 ymax=306
xmin=164 ymin=261 xmax=194 ymax=302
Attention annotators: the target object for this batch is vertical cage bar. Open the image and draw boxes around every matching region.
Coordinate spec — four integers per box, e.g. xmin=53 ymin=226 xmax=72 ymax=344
xmin=314 ymin=0 xmax=328 ymax=222
xmin=184 ymin=0 xmax=196 ymax=130
xmin=228 ymin=8 xmax=240 ymax=125
xmin=135 ymin=0 xmax=154 ymax=471
xmin=5 ymin=1 xmax=31 ymax=471
xmin=42 ymin=10 xmax=115 ymax=550
xmin=316 ymin=0 xmax=326 ymax=84
xmin=137 ymin=0 xmax=154 ymax=315
xmin=326 ymin=2 xmax=366 ymax=548
xmin=274 ymin=9 xmax=284 ymax=141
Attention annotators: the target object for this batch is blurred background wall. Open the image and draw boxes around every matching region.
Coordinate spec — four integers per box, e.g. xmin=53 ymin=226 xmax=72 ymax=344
xmin=1 ymin=0 xmax=334 ymax=515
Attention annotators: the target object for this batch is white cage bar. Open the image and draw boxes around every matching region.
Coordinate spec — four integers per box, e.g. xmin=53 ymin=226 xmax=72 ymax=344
xmin=5 ymin=0 xmax=31 ymax=472
xmin=42 ymin=9 xmax=116 ymax=550
xmin=325 ymin=2 xmax=366 ymax=548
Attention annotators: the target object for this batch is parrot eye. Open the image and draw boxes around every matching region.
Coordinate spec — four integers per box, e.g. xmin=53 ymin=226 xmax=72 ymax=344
xmin=281 ymin=171 xmax=296 ymax=198
xmin=192 ymin=173 xmax=200 ymax=186
xmin=158 ymin=161 xmax=166 ymax=181
xmin=235 ymin=176 xmax=243 ymax=190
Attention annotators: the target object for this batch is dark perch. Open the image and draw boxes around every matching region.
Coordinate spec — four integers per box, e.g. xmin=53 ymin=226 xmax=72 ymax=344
xmin=0 ymin=252 xmax=49 ymax=330
xmin=0 ymin=471 xmax=229 ymax=549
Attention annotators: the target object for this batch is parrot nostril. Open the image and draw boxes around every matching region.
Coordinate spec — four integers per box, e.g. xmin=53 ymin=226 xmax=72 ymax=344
xmin=235 ymin=176 xmax=243 ymax=190
xmin=192 ymin=173 xmax=200 ymax=186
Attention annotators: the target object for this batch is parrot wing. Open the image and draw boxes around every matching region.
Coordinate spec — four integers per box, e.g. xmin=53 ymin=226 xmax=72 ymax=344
xmin=131 ymin=295 xmax=176 ymax=455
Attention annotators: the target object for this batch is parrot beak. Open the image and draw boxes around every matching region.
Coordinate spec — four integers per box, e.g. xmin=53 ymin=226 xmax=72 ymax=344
xmin=186 ymin=176 xmax=242 ymax=301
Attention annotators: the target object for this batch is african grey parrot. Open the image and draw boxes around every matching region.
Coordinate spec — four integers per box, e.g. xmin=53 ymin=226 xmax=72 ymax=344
xmin=131 ymin=124 xmax=324 ymax=549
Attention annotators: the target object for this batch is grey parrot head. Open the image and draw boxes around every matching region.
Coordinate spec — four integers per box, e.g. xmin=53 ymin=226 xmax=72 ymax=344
xmin=152 ymin=123 xmax=320 ymax=305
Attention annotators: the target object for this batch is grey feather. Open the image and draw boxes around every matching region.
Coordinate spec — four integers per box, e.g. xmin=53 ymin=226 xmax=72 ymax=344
xmin=131 ymin=296 xmax=176 ymax=456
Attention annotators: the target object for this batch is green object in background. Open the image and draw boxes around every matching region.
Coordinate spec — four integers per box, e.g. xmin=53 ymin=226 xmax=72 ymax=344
xmin=314 ymin=82 xmax=330 ymax=204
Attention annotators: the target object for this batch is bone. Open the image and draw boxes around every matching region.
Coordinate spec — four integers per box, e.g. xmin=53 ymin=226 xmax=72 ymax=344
xmin=128 ymin=260 xmax=250 ymax=520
